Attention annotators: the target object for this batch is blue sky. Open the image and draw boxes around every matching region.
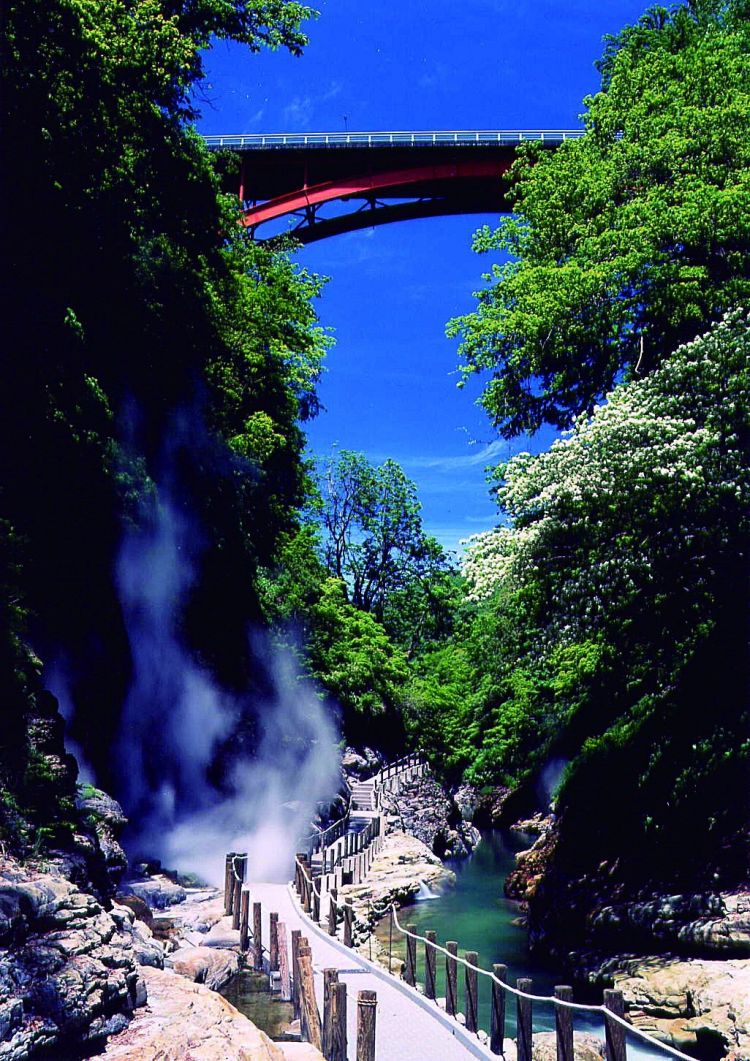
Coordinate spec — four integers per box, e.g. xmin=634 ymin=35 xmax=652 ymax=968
xmin=199 ymin=0 xmax=649 ymax=554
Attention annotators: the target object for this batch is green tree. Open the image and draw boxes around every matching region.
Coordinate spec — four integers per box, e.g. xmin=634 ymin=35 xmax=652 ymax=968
xmin=308 ymin=579 xmax=409 ymax=749
xmin=448 ymin=0 xmax=750 ymax=436
xmin=461 ymin=312 xmax=750 ymax=899
xmin=318 ymin=450 xmax=452 ymax=634
xmin=1 ymin=0 xmax=329 ymax=796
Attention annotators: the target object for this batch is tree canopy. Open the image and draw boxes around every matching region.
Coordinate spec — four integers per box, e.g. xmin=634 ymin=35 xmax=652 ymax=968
xmin=317 ymin=450 xmax=453 ymax=640
xmin=448 ymin=0 xmax=750 ymax=437
xmin=1 ymin=0 xmax=330 ymax=827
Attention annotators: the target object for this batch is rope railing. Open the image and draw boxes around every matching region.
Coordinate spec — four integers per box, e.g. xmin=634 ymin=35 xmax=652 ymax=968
xmin=292 ymin=856 xmax=696 ymax=1061
xmin=389 ymin=903 xmax=695 ymax=1061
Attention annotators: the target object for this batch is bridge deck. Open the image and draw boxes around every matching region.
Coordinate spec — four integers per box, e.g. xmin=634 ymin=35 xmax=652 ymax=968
xmin=252 ymin=880 xmax=490 ymax=1061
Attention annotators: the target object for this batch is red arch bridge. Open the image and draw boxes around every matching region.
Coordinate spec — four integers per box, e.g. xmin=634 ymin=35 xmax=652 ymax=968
xmin=203 ymin=129 xmax=583 ymax=243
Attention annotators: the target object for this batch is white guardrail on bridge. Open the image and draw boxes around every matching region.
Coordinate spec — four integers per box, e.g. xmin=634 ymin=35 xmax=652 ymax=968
xmin=202 ymin=129 xmax=585 ymax=150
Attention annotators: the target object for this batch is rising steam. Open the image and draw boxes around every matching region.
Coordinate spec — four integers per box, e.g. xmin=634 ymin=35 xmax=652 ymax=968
xmin=115 ymin=488 xmax=340 ymax=886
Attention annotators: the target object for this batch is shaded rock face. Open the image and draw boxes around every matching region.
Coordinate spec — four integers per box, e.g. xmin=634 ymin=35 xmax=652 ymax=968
xmin=586 ymin=892 xmax=750 ymax=958
xmin=341 ymin=746 xmax=385 ymax=780
xmin=505 ymin=816 xmax=558 ymax=903
xmin=100 ymin=965 xmax=287 ymax=1060
xmin=0 ymin=856 xmax=148 ymax=1060
xmin=584 ymin=954 xmax=750 ymax=1060
xmin=74 ymin=790 xmax=128 ymax=893
xmin=380 ymin=775 xmax=481 ymax=859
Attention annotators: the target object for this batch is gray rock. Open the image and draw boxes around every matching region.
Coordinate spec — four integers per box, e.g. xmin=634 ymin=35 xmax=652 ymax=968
xmin=453 ymin=783 xmax=481 ymax=822
xmin=167 ymin=946 xmax=240 ymax=990
xmin=588 ymin=954 xmax=750 ymax=1059
xmin=588 ymin=891 xmax=750 ymax=956
xmin=381 ymin=775 xmax=481 ymax=858
xmin=125 ymin=875 xmax=187 ymax=911
xmin=0 ymin=855 xmax=146 ymax=1060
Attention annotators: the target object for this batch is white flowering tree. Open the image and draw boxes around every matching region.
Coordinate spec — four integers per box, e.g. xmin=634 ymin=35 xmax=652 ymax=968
xmin=451 ymin=311 xmax=750 ymax=802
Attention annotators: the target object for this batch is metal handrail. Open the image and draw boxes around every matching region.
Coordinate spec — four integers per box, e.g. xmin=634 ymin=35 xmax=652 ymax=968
xmin=202 ymin=129 xmax=585 ymax=150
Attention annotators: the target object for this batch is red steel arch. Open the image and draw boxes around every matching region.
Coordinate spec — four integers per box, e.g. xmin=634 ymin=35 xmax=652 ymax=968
xmin=204 ymin=131 xmax=583 ymax=243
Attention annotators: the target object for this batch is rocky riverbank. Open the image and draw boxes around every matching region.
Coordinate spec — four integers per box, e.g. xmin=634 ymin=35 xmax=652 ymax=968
xmin=0 ymin=852 xmax=326 ymax=1060
xmin=501 ymin=811 xmax=750 ymax=1061
xmin=380 ymin=774 xmax=481 ymax=858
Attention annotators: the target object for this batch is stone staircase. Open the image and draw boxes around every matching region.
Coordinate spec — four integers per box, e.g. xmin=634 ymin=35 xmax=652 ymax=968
xmin=350 ymin=779 xmax=375 ymax=811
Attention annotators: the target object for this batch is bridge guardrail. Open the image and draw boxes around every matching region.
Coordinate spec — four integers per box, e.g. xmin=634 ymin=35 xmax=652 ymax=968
xmin=203 ymin=129 xmax=585 ymax=150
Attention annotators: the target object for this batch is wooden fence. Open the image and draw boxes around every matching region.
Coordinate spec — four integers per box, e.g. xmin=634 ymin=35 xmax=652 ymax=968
xmin=224 ymin=852 xmax=378 ymax=1061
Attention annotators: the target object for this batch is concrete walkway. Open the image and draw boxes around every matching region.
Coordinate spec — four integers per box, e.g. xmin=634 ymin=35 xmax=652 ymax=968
xmin=250 ymin=881 xmax=491 ymax=1061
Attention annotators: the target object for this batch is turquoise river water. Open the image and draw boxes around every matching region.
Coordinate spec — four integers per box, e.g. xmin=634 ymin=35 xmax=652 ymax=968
xmin=374 ymin=830 xmax=667 ymax=1059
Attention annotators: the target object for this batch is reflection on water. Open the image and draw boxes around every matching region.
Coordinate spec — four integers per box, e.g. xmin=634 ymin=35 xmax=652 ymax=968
xmin=221 ymin=970 xmax=295 ymax=1040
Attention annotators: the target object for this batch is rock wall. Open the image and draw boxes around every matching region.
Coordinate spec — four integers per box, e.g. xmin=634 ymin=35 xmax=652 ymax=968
xmin=0 ymin=856 xmax=148 ymax=1059
xmin=379 ymin=775 xmax=481 ymax=858
xmin=585 ymin=954 xmax=750 ymax=1060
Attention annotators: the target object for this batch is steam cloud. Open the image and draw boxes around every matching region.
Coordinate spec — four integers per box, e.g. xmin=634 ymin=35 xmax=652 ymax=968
xmin=539 ymin=757 xmax=569 ymax=808
xmin=115 ymin=489 xmax=340 ymax=887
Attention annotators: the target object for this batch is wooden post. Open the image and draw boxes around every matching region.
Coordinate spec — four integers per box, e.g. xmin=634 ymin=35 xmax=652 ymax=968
xmin=295 ymin=852 xmax=306 ymax=895
xmin=297 ymin=946 xmax=323 ymax=1051
xmin=604 ymin=989 xmax=627 ymax=1061
xmin=356 ymin=990 xmax=377 ymax=1061
xmin=405 ymin=924 xmax=417 ymax=987
xmin=323 ymin=969 xmax=338 ymax=1059
xmin=299 ymin=856 xmax=310 ymax=912
xmin=328 ymin=888 xmax=338 ymax=937
xmin=331 ymin=981 xmax=347 ymax=1061
xmin=491 ymin=964 xmax=507 ymax=1055
xmin=344 ymin=900 xmax=354 ymax=947
xmin=269 ymin=911 xmax=279 ymax=971
xmin=313 ymin=882 xmax=321 ymax=923
xmin=555 ymin=985 xmax=574 ymax=1061
xmin=277 ymin=921 xmax=291 ymax=1001
xmin=232 ymin=875 xmax=243 ymax=930
xmin=465 ymin=951 xmax=479 ymax=1034
xmin=224 ymin=854 xmax=234 ymax=915
xmin=425 ymin=930 xmax=437 ymax=1000
xmin=239 ymin=888 xmax=250 ymax=953
xmin=253 ymin=901 xmax=263 ymax=971
xmin=445 ymin=941 xmax=458 ymax=1017
xmin=291 ymin=928 xmax=302 ymax=1020
xmin=517 ymin=978 xmax=533 ymax=1061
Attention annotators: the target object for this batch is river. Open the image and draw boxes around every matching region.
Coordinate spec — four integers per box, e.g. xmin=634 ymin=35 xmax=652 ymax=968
xmin=374 ymin=828 xmax=562 ymax=1034
xmin=374 ymin=829 xmax=668 ymax=1059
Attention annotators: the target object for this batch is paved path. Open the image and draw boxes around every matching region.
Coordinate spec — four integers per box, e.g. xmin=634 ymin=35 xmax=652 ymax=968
xmin=251 ymin=881 xmax=490 ymax=1061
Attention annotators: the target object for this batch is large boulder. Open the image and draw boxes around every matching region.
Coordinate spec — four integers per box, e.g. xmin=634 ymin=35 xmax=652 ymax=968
xmin=600 ymin=955 xmax=750 ymax=1060
xmin=124 ymin=874 xmax=187 ymax=910
xmin=381 ymin=775 xmax=480 ymax=859
xmin=168 ymin=945 xmax=239 ymax=990
xmin=100 ymin=965 xmax=288 ymax=1060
